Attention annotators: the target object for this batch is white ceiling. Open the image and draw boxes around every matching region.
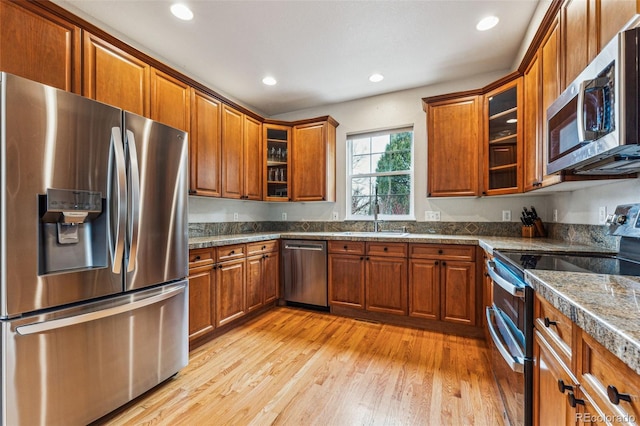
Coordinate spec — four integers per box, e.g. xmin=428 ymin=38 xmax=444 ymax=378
xmin=54 ymin=0 xmax=549 ymax=116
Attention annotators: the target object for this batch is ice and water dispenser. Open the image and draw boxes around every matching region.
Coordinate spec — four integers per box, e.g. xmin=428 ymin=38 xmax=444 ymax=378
xmin=39 ymin=188 xmax=107 ymax=274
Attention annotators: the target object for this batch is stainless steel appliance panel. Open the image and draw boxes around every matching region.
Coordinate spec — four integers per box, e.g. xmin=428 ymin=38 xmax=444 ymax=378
xmin=282 ymin=240 xmax=328 ymax=307
xmin=1 ymin=281 xmax=188 ymax=426
xmin=123 ymin=112 xmax=188 ymax=291
xmin=1 ymin=73 xmax=122 ymax=317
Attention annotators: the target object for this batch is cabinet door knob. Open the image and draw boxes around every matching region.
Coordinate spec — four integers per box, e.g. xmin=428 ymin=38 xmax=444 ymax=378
xmin=360 ymin=256 xmax=364 ymax=261
xmin=435 ymin=261 xmax=439 ymax=266
xmin=366 ymin=257 xmax=370 ymax=261
xmin=567 ymin=393 xmax=584 ymax=408
xmin=442 ymin=261 xmax=446 ymax=266
xmin=544 ymin=317 xmax=557 ymax=328
xmin=557 ymin=379 xmax=573 ymax=394
xmin=607 ymin=385 xmax=632 ymax=405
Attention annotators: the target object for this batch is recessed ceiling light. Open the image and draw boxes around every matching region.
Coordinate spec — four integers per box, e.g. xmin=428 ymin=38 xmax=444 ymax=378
xmin=369 ymin=73 xmax=384 ymax=83
xmin=506 ymin=118 xmax=517 ymax=124
xmin=476 ymin=16 xmax=499 ymax=31
xmin=262 ymin=76 xmax=277 ymax=86
xmin=170 ymin=4 xmax=193 ymax=21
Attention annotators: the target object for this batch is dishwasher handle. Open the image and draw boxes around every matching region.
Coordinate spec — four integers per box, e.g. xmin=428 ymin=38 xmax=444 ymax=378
xmin=284 ymin=243 xmax=325 ymax=251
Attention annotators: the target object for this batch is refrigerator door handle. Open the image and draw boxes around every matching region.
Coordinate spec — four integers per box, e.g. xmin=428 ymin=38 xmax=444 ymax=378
xmin=125 ymin=129 xmax=141 ymax=273
xmin=108 ymin=127 xmax=127 ymax=274
xmin=15 ymin=284 xmax=186 ymax=335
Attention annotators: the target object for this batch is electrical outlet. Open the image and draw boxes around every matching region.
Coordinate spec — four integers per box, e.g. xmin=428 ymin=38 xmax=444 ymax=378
xmin=553 ymin=209 xmax=558 ymax=222
xmin=281 ymin=212 xmax=287 ymax=221
xmin=598 ymin=206 xmax=607 ymax=224
xmin=332 ymin=211 xmax=339 ymax=221
xmin=425 ymin=211 xmax=441 ymax=221
xmin=502 ymin=210 xmax=511 ymax=222
xmin=233 ymin=212 xmax=239 ymax=221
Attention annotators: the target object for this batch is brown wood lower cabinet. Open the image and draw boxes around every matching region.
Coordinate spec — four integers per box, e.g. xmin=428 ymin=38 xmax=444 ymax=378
xmin=188 ymin=240 xmax=279 ymax=347
xmin=328 ymin=241 xmax=366 ymax=309
xmin=188 ymin=248 xmax=216 ymax=342
xmin=409 ymin=244 xmax=477 ymax=326
xmin=365 ymin=253 xmax=408 ymax=315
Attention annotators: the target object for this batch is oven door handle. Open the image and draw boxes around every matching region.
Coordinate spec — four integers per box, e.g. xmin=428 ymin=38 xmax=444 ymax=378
xmin=486 ymin=307 xmax=525 ymax=374
xmin=486 ymin=260 xmax=525 ymax=298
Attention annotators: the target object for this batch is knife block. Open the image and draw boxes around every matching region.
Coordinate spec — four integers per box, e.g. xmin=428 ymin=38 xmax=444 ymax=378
xmin=521 ymin=226 xmax=535 ymax=238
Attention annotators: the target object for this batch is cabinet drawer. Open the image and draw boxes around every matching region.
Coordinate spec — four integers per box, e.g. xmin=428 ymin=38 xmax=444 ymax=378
xmin=217 ymin=244 xmax=246 ymax=262
xmin=409 ymin=244 xmax=475 ymax=261
xmin=534 ymin=295 xmax=572 ymax=366
xmin=578 ymin=331 xmax=640 ymax=424
xmin=366 ymin=242 xmax=407 ymax=257
xmin=328 ymin=241 xmax=365 ymax=255
xmin=247 ymin=240 xmax=278 ymax=256
xmin=189 ymin=248 xmax=215 ymax=268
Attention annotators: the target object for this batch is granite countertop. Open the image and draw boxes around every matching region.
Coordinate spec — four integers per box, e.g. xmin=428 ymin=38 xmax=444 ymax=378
xmin=527 ymin=270 xmax=640 ymax=375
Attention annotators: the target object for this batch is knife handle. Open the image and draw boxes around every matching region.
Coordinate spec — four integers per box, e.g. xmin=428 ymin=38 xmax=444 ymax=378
xmin=533 ymin=218 xmax=547 ymax=237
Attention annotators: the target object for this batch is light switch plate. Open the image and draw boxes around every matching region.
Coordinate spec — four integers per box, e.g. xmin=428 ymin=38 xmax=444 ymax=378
xmin=425 ymin=211 xmax=441 ymax=221
xmin=598 ymin=206 xmax=607 ymax=224
xmin=233 ymin=212 xmax=239 ymax=221
xmin=281 ymin=212 xmax=287 ymax=221
xmin=502 ymin=210 xmax=511 ymax=221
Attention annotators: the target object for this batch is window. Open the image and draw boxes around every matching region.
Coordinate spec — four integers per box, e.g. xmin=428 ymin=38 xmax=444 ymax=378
xmin=347 ymin=127 xmax=413 ymax=219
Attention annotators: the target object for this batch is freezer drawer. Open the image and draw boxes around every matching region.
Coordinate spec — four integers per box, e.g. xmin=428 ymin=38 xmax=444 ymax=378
xmin=282 ymin=240 xmax=328 ymax=307
xmin=1 ymin=281 xmax=188 ymax=426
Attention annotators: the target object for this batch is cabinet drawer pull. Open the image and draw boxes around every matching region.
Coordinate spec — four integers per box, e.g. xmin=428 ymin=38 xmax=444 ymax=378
xmin=195 ymin=255 xmax=201 ymax=260
xmin=544 ymin=317 xmax=557 ymax=328
xmin=607 ymin=385 xmax=632 ymax=405
xmin=383 ymin=247 xmax=388 ymax=252
xmin=438 ymin=249 xmax=443 ymax=254
xmin=230 ymin=250 xmax=235 ymax=255
xmin=558 ymin=379 xmax=573 ymax=394
xmin=262 ymin=245 xmax=266 ymax=250
xmin=567 ymin=393 xmax=584 ymax=408
xmin=344 ymin=245 xmax=348 ymax=250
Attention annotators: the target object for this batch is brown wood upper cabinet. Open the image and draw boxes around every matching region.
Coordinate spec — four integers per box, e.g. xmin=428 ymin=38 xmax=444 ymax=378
xmin=0 ymin=0 xmax=81 ymax=93
xmin=190 ymin=89 xmax=222 ymax=197
xmin=424 ymin=95 xmax=481 ymax=197
xmin=150 ymin=68 xmax=191 ymax=132
xmin=83 ymin=31 xmax=150 ymax=116
xmin=291 ymin=119 xmax=337 ymax=202
xmin=264 ymin=124 xmax=291 ymax=202
xmin=221 ymin=105 xmax=262 ymax=200
xmin=483 ymin=77 xmax=523 ymax=195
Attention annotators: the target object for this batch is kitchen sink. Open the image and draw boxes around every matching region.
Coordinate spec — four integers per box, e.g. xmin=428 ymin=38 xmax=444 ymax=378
xmin=335 ymin=231 xmax=410 ymax=237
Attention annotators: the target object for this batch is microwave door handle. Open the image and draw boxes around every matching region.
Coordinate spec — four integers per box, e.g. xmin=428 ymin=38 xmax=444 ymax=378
xmin=125 ymin=129 xmax=140 ymax=273
xmin=108 ymin=127 xmax=126 ymax=274
xmin=576 ymin=80 xmax=587 ymax=142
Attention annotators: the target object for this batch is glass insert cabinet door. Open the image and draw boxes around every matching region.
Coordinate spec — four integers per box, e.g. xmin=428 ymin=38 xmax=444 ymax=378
xmin=264 ymin=125 xmax=289 ymax=201
xmin=485 ymin=79 xmax=522 ymax=194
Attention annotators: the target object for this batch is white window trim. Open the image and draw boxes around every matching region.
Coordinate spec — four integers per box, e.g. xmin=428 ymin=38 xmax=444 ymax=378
xmin=346 ymin=128 xmax=415 ymax=221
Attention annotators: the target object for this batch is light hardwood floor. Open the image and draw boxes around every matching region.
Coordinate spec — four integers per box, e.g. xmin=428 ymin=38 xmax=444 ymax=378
xmin=94 ymin=307 xmax=505 ymax=425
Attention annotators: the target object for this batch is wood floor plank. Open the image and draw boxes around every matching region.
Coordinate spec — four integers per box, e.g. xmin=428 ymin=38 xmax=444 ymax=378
xmin=93 ymin=307 xmax=505 ymax=426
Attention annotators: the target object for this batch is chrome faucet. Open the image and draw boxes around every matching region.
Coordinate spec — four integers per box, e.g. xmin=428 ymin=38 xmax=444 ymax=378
xmin=373 ymin=186 xmax=381 ymax=232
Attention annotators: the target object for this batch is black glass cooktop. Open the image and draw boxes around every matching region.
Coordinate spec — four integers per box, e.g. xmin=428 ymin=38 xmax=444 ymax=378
xmin=494 ymin=251 xmax=640 ymax=279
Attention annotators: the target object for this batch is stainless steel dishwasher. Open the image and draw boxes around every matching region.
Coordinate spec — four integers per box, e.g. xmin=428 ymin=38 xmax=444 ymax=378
xmin=282 ymin=240 xmax=328 ymax=307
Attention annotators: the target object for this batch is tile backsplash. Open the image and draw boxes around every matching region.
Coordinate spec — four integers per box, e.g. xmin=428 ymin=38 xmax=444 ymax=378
xmin=189 ymin=221 xmax=619 ymax=251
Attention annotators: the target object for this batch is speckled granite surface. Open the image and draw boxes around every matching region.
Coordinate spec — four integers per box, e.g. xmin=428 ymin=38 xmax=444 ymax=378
xmin=189 ymin=232 xmax=281 ymax=249
xmin=526 ymin=270 xmax=640 ymax=375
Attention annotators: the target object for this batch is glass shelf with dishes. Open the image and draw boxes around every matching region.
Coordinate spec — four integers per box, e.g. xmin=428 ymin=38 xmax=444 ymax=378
xmin=485 ymin=79 xmax=522 ymax=194
xmin=263 ymin=125 xmax=290 ymax=201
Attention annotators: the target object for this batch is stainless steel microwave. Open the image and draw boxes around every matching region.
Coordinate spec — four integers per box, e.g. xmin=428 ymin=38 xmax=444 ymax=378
xmin=547 ymin=22 xmax=640 ymax=175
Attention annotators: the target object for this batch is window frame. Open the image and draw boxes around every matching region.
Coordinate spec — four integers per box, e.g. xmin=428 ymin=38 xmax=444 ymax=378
xmin=346 ymin=126 xmax=415 ymax=221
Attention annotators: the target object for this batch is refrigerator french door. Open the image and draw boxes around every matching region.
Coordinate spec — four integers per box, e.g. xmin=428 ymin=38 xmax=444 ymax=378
xmin=0 ymin=72 xmax=189 ymax=425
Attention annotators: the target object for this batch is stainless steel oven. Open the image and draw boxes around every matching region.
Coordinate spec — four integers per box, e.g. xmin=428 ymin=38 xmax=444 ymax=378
xmin=486 ymin=257 xmax=533 ymax=426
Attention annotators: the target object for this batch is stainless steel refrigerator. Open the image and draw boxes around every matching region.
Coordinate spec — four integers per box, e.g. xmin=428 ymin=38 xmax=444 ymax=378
xmin=0 ymin=72 xmax=189 ymax=425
